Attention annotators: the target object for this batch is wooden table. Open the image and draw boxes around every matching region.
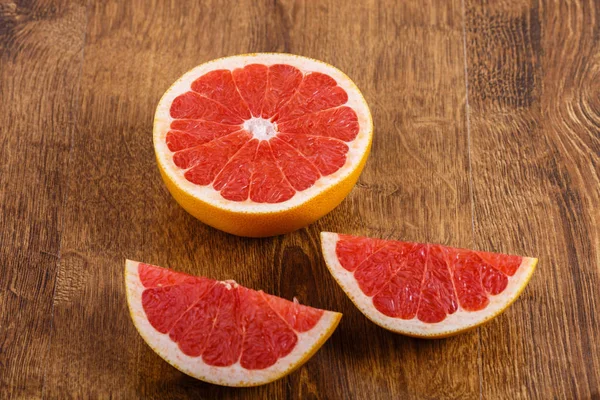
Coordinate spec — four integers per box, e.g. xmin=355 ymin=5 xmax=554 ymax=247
xmin=2 ymin=0 xmax=598 ymax=398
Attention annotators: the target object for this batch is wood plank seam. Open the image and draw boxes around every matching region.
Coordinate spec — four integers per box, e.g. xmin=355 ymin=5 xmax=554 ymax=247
xmin=459 ymin=0 xmax=482 ymax=398
xmin=39 ymin=1 xmax=91 ymax=399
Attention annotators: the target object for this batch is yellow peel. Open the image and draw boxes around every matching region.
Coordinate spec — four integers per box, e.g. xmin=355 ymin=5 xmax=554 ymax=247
xmin=320 ymin=232 xmax=537 ymax=338
xmin=153 ymin=54 xmax=373 ymax=237
xmin=124 ymin=260 xmax=342 ymax=386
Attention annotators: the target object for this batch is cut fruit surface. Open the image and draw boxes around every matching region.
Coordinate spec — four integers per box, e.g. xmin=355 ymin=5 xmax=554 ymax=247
xmin=320 ymin=232 xmax=537 ymax=338
xmin=125 ymin=260 xmax=341 ymax=386
xmin=154 ymin=53 xmax=373 ymax=237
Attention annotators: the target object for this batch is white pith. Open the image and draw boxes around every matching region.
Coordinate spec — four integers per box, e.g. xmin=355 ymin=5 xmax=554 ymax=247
xmin=244 ymin=117 xmax=277 ymax=141
xmin=124 ymin=260 xmax=341 ymax=387
xmin=153 ymin=53 xmax=373 ymax=213
xmin=320 ymin=233 xmax=537 ymax=337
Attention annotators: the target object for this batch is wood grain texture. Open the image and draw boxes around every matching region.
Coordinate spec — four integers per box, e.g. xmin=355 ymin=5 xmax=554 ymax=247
xmin=465 ymin=0 xmax=600 ymax=398
xmin=44 ymin=0 xmax=478 ymax=398
xmin=0 ymin=0 xmax=86 ymax=397
xmin=1 ymin=0 xmax=598 ymax=398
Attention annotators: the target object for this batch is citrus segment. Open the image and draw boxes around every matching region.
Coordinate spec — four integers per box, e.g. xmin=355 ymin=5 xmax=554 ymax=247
xmin=125 ymin=260 xmax=341 ymax=386
xmin=294 ymin=135 xmax=348 ymax=175
xmin=190 ymin=70 xmax=251 ymax=120
xmin=277 ymin=106 xmax=360 ymax=141
xmin=275 ymin=72 xmax=348 ymax=122
xmin=320 ymin=232 xmax=537 ymax=338
xmin=232 ymin=64 xmax=268 ymax=116
xmin=260 ymin=64 xmax=303 ymax=118
xmin=154 ymin=54 xmax=373 ymax=237
xmin=213 ymin=139 xmax=258 ymax=201
xmin=169 ymin=91 xmax=244 ymax=124
xmin=250 ymin=141 xmax=296 ymax=203
xmin=177 ymin=131 xmax=252 ymax=186
xmin=166 ymin=120 xmax=241 ymax=152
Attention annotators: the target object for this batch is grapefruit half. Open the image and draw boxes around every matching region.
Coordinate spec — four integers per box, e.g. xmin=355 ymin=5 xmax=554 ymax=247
xmin=154 ymin=54 xmax=373 ymax=237
xmin=125 ymin=260 xmax=341 ymax=386
xmin=320 ymin=232 xmax=537 ymax=338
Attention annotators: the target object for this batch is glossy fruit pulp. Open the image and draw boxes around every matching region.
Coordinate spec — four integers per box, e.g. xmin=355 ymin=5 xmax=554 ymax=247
xmin=166 ymin=64 xmax=360 ymax=203
xmin=335 ymin=235 xmax=523 ymax=323
xmin=138 ymin=263 xmax=324 ymax=369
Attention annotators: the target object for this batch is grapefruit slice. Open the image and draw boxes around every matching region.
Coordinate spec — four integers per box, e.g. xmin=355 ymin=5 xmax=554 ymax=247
xmin=320 ymin=232 xmax=537 ymax=338
xmin=154 ymin=53 xmax=373 ymax=237
xmin=125 ymin=260 xmax=341 ymax=386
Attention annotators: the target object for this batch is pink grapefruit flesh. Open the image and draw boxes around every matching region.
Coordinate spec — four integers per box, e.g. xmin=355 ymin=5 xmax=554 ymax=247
xmin=320 ymin=232 xmax=537 ymax=338
xmin=154 ymin=54 xmax=373 ymax=237
xmin=165 ymin=63 xmax=356 ymax=203
xmin=125 ymin=260 xmax=342 ymax=386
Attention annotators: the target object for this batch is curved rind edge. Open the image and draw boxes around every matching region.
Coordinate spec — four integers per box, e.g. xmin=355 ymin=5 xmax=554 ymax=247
xmin=153 ymin=53 xmax=374 ymax=237
xmin=124 ymin=259 xmax=342 ymax=386
xmin=319 ymin=232 xmax=537 ymax=339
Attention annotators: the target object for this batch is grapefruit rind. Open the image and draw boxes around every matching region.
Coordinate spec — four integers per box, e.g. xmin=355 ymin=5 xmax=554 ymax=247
xmin=124 ymin=260 xmax=342 ymax=387
xmin=154 ymin=53 xmax=373 ymax=237
xmin=320 ymin=232 xmax=537 ymax=338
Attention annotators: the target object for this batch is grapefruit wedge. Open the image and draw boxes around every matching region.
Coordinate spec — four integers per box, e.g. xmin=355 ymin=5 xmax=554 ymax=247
xmin=153 ymin=53 xmax=373 ymax=237
xmin=125 ymin=260 xmax=341 ymax=386
xmin=320 ymin=233 xmax=537 ymax=338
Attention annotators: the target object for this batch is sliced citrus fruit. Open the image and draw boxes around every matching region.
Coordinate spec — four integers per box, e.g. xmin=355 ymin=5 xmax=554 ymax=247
xmin=153 ymin=53 xmax=373 ymax=237
xmin=320 ymin=232 xmax=537 ymax=338
xmin=124 ymin=260 xmax=341 ymax=386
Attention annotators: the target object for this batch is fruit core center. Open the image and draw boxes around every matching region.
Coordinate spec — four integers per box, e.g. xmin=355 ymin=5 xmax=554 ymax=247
xmin=244 ymin=118 xmax=278 ymax=141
